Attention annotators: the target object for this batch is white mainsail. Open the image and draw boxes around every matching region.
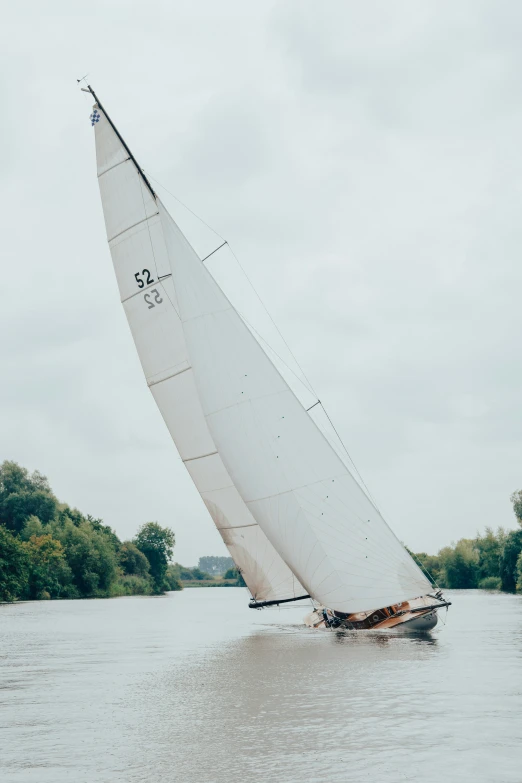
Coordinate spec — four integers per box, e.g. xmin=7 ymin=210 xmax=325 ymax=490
xmin=92 ymin=103 xmax=307 ymax=604
xmin=163 ymin=213 xmax=432 ymax=614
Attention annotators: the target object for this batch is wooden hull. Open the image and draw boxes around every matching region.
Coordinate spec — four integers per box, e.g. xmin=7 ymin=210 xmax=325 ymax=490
xmin=305 ymin=595 xmax=447 ymax=632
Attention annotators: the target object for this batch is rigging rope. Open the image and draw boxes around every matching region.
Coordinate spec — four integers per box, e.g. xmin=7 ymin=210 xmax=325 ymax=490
xmin=145 ymin=171 xmax=441 ymax=589
xmin=146 ymin=172 xmax=316 ymax=397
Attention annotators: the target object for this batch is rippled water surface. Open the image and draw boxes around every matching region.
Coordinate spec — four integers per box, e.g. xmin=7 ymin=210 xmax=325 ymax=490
xmin=1 ymin=588 xmax=521 ymax=782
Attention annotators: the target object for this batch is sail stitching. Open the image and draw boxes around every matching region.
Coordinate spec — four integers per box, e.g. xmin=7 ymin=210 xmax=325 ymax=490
xmin=305 ymin=538 xmax=413 ymax=589
xmin=301 ymin=483 xmax=417 ymax=572
xmin=182 ymin=451 xmax=218 ymax=463
xmin=205 ymin=387 xmax=288 ymax=419
xmin=147 ymin=170 xmax=410 ymax=600
xmin=240 ymin=379 xmax=318 ymax=598
xmin=296 ymin=489 xmax=417 ymax=574
xmin=183 ymin=306 xmax=232 ymax=324
xmin=220 ymin=308 xmax=421 ymax=591
xmin=219 ymin=301 xmax=379 ymax=505
xmin=305 ymin=465 xmax=431 ymax=585
xmin=150 ymin=203 xmax=181 ymax=314
xmin=97 ymin=156 xmax=131 ymax=178
xmin=244 ymin=472 xmax=347 ymax=506
xmin=240 ymin=380 xmax=422 ymax=581
xmin=147 ymin=365 xmax=191 ymax=388
xmin=121 ymin=274 xmax=171 ymax=304
xmin=175 ymin=222 xmax=427 ymax=607
xmin=145 ymin=171 xmax=317 ymax=399
xmin=299 ymin=508 xmax=404 ymax=572
xmin=108 ymin=212 xmax=160 ymax=244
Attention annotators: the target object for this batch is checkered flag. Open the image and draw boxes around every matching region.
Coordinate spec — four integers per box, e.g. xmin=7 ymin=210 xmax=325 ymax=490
xmin=90 ymin=109 xmax=101 ymax=127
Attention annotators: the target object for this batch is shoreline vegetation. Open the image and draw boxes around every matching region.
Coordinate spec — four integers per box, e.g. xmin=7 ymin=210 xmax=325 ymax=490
xmin=0 ymin=461 xmax=243 ymax=603
xmin=171 ymin=556 xmax=246 ymax=589
xmin=407 ymin=492 xmax=522 ymax=593
xmin=0 ymin=460 xmax=182 ymax=602
xmin=1 ymin=460 xmax=522 ymax=601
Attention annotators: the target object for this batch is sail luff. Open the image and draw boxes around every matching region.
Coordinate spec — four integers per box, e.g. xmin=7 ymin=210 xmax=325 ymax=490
xmin=90 ymin=98 xmax=307 ymax=604
xmin=87 ymin=85 xmax=157 ymax=199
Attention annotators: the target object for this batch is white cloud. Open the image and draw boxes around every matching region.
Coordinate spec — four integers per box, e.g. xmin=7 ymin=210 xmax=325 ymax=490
xmin=1 ymin=0 xmax=521 ymax=564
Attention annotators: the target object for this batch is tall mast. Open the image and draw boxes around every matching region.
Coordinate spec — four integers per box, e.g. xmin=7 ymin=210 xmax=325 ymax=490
xmin=87 ymin=82 xmax=309 ymax=606
xmin=85 ymin=84 xmax=157 ymax=200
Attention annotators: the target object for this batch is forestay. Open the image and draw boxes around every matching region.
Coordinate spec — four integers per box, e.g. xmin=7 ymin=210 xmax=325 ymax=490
xmin=166 ymin=207 xmax=432 ymax=614
xmin=92 ymin=104 xmax=306 ymax=604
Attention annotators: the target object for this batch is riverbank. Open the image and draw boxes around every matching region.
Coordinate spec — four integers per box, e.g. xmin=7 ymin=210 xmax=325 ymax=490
xmin=181 ymin=578 xmax=240 ymax=588
xmin=0 ymin=461 xmax=180 ymax=602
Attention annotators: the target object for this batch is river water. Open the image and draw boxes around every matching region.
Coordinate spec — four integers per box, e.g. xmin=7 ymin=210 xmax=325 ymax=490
xmin=0 ymin=588 xmax=521 ymax=782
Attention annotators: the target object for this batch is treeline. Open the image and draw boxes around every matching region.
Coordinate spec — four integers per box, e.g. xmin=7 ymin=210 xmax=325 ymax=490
xmin=413 ymin=490 xmax=522 ymax=592
xmin=4 ymin=459 xmax=521 ymax=602
xmin=170 ymin=562 xmax=246 ymax=586
xmin=197 ymin=556 xmax=234 ymax=576
xmin=0 ymin=461 xmax=181 ymax=602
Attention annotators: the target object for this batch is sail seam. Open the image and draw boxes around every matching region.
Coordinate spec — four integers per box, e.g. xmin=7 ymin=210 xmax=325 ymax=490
xmin=182 ymin=451 xmax=218 ymax=463
xmin=218 ymin=523 xmax=258 ymax=530
xmin=297 ymin=485 xmax=414 ymax=574
xmin=293 ymin=502 xmax=414 ymax=576
xmin=122 ymin=274 xmax=171 ymax=304
xmin=244 ymin=473 xmax=347 ymax=506
xmin=147 ymin=365 xmax=191 ymax=388
xmin=97 ymin=157 xmax=131 ymax=178
xmin=109 ymin=212 xmax=160 ymax=244
xmin=182 ymin=306 xmax=232 ymax=325
xmin=205 ymin=387 xmax=288 ymax=419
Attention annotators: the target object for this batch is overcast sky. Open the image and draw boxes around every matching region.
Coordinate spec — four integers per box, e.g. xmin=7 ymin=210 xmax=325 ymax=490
xmin=1 ymin=0 xmax=521 ymax=565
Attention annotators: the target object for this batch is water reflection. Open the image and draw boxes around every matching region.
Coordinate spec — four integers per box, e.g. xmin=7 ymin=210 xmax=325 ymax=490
xmin=332 ymin=629 xmax=440 ymax=647
xmin=0 ymin=589 xmax=521 ymax=783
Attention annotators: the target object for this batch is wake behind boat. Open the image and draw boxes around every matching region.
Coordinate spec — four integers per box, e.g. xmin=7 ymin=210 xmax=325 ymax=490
xmin=83 ymin=85 xmax=450 ymax=633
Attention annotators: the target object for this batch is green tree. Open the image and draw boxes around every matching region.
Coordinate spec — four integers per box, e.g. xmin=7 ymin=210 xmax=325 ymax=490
xmin=499 ymin=530 xmax=522 ymax=592
xmin=51 ymin=517 xmax=119 ymax=597
xmin=134 ymin=522 xmax=175 ymax=593
xmin=0 ymin=526 xmax=29 ymax=601
xmin=86 ymin=515 xmax=121 ymax=549
xmin=474 ymin=527 xmax=506 ymax=582
xmin=175 ymin=565 xmax=210 ymax=581
xmin=438 ymin=539 xmax=479 ymax=588
xmin=224 ymin=567 xmax=247 ymax=586
xmin=0 ymin=461 xmax=58 ymax=534
xmin=56 ymin=504 xmax=85 ymax=527
xmin=164 ymin=564 xmax=182 ymax=591
xmin=511 ymin=490 xmax=522 ymax=527
xmin=19 ymin=515 xmax=44 ymax=541
xmin=516 ymin=551 xmax=522 ymax=592
xmin=119 ymin=542 xmax=150 ymax=577
xmin=478 ymin=576 xmax=502 ymax=590
xmin=190 ymin=567 xmax=210 ymax=581
xmin=23 ymin=534 xmax=74 ymax=599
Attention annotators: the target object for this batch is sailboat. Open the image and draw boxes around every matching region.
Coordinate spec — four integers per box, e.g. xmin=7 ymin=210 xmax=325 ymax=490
xmin=84 ymin=85 xmax=450 ymax=632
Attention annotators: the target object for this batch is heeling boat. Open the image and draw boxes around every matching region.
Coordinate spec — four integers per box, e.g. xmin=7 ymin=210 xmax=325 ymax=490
xmin=84 ymin=86 xmax=450 ymax=631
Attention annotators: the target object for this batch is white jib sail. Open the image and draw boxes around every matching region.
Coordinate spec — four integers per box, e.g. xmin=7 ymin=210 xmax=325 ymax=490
xmin=164 ymin=214 xmax=432 ymax=615
xmin=92 ymin=104 xmax=306 ymax=603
